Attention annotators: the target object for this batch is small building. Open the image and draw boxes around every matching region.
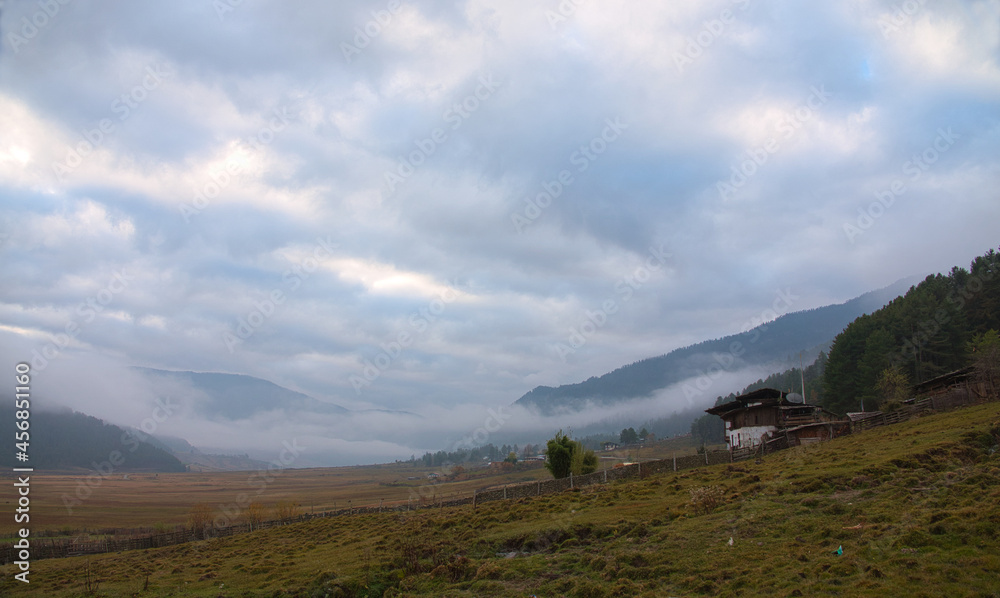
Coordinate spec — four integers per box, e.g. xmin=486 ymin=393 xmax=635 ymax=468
xmin=603 ymin=442 xmax=620 ymax=451
xmin=706 ymin=388 xmax=846 ymax=451
xmin=913 ymin=366 xmax=987 ymax=404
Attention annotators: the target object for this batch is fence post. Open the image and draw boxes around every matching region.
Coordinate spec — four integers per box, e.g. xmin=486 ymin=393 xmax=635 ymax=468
xmin=570 ymin=472 xmax=573 ymax=489
xmin=673 ymin=452 xmax=677 ymax=472
xmin=603 ymin=469 xmax=607 ymax=483
xmin=537 ymin=481 xmax=541 ymax=496
xmin=705 ymin=450 xmax=709 ymax=465
xmin=503 ymin=486 xmax=507 ymax=500
xmin=473 ymin=490 xmax=477 ymax=510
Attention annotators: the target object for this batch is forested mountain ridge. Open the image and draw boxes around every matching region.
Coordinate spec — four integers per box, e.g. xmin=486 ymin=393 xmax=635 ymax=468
xmin=2 ymin=408 xmax=186 ymax=472
xmin=515 ymin=276 xmax=919 ymax=413
xmin=822 ymin=247 xmax=1000 ymax=415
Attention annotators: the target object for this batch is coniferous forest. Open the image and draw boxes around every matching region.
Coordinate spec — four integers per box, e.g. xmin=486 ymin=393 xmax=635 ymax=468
xmin=822 ymin=247 xmax=999 ymax=414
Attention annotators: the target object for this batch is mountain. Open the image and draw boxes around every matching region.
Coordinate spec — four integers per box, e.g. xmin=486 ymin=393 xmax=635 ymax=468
xmin=141 ymin=432 xmax=277 ymax=472
xmin=2 ymin=408 xmax=186 ymax=472
xmin=515 ymin=276 xmax=921 ymax=413
xmin=131 ymin=368 xmax=349 ymax=420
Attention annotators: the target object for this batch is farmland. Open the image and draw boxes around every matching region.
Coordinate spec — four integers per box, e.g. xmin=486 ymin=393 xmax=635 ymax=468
xmin=2 ymin=401 xmax=998 ymax=596
xmin=0 ymin=435 xmax=709 ymax=537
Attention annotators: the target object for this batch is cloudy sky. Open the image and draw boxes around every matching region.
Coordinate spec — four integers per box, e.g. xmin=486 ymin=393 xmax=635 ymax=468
xmin=1 ymin=1 xmax=998 ymax=462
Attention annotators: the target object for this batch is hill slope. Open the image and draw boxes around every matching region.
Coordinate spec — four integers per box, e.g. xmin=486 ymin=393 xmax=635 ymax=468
xmin=1 ymin=409 xmax=186 ymax=472
xmin=131 ymin=367 xmax=349 ymax=419
xmin=516 ymin=276 xmax=919 ymax=413
xmin=10 ymin=401 xmax=1000 ymax=596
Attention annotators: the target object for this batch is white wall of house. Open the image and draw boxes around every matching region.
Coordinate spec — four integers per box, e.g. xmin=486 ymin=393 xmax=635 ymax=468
xmin=725 ymin=423 xmax=777 ymax=449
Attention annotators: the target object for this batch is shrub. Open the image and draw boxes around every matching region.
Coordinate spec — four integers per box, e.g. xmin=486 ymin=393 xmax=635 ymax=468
xmin=689 ymin=485 xmax=725 ymax=515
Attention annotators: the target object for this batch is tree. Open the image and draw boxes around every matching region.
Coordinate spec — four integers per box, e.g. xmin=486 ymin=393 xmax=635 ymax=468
xmin=619 ymin=427 xmax=638 ymax=444
xmin=969 ymin=329 xmax=1000 ymax=399
xmin=638 ymin=427 xmax=649 ymax=440
xmin=545 ymin=430 xmax=596 ymax=478
xmin=241 ymin=501 xmax=267 ymax=529
xmin=504 ymin=451 xmax=518 ymax=464
xmin=875 ymin=365 xmax=910 ymax=411
xmin=691 ymin=412 xmax=724 ymax=445
xmin=578 ymin=448 xmax=598 ymax=475
xmin=272 ymin=500 xmax=300 ymax=520
xmin=570 ymin=440 xmax=598 ymax=475
xmin=188 ymin=502 xmax=213 ymax=539
xmin=545 ymin=430 xmax=574 ymax=479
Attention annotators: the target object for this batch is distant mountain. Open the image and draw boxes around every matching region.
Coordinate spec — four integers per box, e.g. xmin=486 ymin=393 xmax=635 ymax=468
xmin=2 ymin=408 xmax=186 ymax=472
xmin=131 ymin=368 xmax=349 ymax=420
xmin=515 ymin=277 xmax=921 ymax=413
xmin=141 ymin=433 xmax=199 ymax=454
xmin=169 ymin=450 xmax=274 ymax=473
xmin=142 ymin=432 xmax=276 ymax=472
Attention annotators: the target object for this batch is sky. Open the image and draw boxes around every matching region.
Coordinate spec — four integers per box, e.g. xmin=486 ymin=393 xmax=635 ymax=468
xmin=1 ymin=0 xmax=998 ymax=464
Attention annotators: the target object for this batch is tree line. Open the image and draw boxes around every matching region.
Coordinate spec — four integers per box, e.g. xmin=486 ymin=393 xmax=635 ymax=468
xmin=823 ymin=247 xmax=999 ymax=414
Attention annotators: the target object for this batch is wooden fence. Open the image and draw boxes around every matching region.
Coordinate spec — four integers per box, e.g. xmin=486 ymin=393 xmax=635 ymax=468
xmin=3 ymin=385 xmax=994 ymax=566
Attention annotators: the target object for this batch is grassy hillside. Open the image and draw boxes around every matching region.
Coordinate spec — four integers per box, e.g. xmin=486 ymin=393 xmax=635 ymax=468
xmin=4 ymin=402 xmax=999 ymax=597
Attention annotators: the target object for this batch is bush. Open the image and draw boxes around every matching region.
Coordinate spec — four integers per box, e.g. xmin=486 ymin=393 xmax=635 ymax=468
xmin=689 ymin=486 xmax=725 ymax=515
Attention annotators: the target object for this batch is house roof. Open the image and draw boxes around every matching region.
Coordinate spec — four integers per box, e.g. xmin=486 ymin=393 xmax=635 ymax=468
xmin=913 ymin=366 xmax=975 ymax=393
xmin=705 ymin=388 xmax=791 ymax=417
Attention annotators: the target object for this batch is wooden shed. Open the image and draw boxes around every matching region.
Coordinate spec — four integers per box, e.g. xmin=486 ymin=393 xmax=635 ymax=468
xmin=913 ymin=366 xmax=987 ymax=405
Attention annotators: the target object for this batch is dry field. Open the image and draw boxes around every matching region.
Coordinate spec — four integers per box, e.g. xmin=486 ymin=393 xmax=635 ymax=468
xmin=0 ymin=437 xmax=705 ymax=536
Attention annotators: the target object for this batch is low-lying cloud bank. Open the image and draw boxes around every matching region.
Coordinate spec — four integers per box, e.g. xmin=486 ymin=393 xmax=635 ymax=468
xmin=4 ymin=333 xmax=782 ymax=466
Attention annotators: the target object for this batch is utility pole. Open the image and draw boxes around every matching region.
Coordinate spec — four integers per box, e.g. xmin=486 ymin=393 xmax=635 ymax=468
xmin=800 ymin=351 xmax=807 ymax=404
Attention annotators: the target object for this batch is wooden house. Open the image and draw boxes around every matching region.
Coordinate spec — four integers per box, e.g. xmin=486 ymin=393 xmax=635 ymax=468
xmin=706 ymin=388 xmax=847 ymax=451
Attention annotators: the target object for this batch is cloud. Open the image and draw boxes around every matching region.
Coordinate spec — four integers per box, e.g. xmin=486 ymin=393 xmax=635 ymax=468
xmin=0 ymin=0 xmax=998 ymax=461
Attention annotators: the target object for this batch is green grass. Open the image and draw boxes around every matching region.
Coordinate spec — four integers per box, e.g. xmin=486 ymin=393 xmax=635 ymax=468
xmin=3 ymin=402 xmax=999 ymax=597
